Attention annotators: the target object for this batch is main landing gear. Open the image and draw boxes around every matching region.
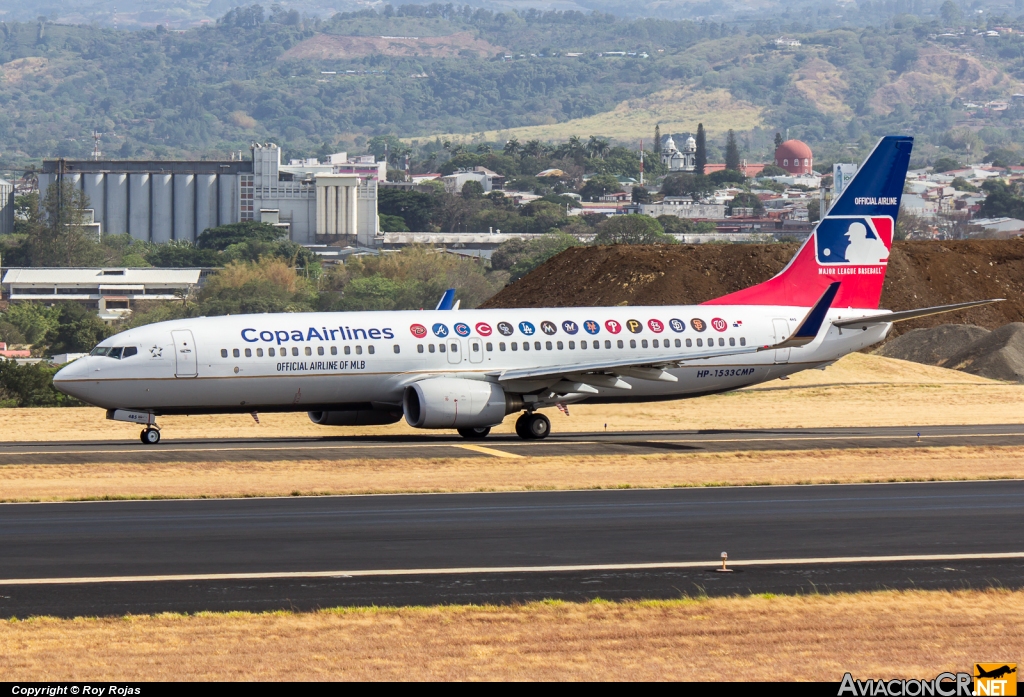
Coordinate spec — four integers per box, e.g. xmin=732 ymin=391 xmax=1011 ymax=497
xmin=515 ymin=412 xmax=550 ymax=440
xmin=140 ymin=428 xmax=161 ymax=445
xmin=457 ymin=427 xmax=491 ymax=440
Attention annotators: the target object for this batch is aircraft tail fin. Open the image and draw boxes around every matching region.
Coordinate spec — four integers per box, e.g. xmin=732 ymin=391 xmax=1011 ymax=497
xmin=703 ymin=135 xmax=913 ymax=309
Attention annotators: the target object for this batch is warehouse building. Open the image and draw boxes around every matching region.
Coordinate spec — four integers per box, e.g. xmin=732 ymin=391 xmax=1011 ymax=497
xmin=37 ymin=144 xmax=381 ymax=247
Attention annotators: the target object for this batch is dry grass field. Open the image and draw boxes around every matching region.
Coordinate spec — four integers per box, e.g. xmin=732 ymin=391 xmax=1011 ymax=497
xmin=1 ymin=590 xmax=1019 ymax=680
xmin=1 ymin=446 xmax=1022 ymax=502
xmin=0 ymin=354 xmax=1016 ymax=443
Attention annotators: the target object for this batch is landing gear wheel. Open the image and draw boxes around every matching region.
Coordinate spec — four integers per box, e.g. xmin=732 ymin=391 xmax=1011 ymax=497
xmin=457 ymin=427 xmax=491 ymax=440
xmin=141 ymin=428 xmax=160 ymax=445
xmin=516 ymin=413 xmax=551 ymax=440
xmin=515 ymin=413 xmax=531 ymax=439
xmin=526 ymin=413 xmax=551 ymax=440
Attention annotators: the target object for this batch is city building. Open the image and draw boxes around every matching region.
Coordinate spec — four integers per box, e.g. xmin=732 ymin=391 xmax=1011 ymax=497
xmin=774 ymin=139 xmax=814 ymax=174
xmin=2 ymin=267 xmax=203 ymax=322
xmin=638 ymin=198 xmax=726 ymax=219
xmin=661 ymin=134 xmax=696 ymax=172
xmin=442 ymin=167 xmax=505 ymax=194
xmin=37 ymin=144 xmax=381 ymax=248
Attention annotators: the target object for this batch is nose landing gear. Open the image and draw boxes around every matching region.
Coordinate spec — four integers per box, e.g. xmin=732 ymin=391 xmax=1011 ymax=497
xmin=140 ymin=428 xmax=161 ymax=445
xmin=515 ymin=412 xmax=551 ymax=440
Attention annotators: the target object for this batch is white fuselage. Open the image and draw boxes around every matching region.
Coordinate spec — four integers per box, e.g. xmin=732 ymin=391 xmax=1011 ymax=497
xmin=53 ymin=304 xmax=890 ymax=415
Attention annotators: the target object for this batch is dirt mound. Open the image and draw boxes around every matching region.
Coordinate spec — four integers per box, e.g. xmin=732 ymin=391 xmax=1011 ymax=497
xmin=874 ymin=325 xmax=991 ymax=366
xmin=482 ymin=239 xmax=1024 ymax=337
xmin=279 ymin=32 xmax=502 ymax=60
xmin=942 ymin=323 xmax=1024 ymax=382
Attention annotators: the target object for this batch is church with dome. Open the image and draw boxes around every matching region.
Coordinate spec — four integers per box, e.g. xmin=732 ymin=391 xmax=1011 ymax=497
xmin=661 ymin=134 xmax=697 ymax=172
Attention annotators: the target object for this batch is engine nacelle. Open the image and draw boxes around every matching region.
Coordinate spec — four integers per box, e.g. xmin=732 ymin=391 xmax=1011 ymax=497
xmin=308 ymin=408 xmax=402 ymax=426
xmin=403 ymin=378 xmax=521 ymax=429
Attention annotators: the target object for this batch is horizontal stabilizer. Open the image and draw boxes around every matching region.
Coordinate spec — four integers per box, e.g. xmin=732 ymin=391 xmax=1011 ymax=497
xmin=772 ymin=281 xmax=840 ymax=349
xmin=832 ymin=299 xmax=1004 ymax=328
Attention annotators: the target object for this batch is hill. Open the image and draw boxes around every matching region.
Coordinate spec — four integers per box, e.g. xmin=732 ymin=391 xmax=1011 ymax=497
xmin=481 ymin=239 xmax=1024 ymax=338
xmin=3 ymin=6 xmax=1024 ymax=166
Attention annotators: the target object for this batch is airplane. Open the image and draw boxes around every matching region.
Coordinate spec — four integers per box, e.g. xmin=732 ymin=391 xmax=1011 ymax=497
xmin=53 ymin=135 xmax=1002 ymax=444
xmin=976 ymin=665 xmax=1017 ymax=680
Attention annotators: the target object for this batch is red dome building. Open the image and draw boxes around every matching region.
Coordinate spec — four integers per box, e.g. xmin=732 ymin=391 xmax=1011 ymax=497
xmin=774 ymin=139 xmax=813 ymax=174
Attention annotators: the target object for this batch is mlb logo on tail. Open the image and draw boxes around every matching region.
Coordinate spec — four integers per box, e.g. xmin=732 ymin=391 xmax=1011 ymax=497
xmin=815 ymin=216 xmax=894 ymax=266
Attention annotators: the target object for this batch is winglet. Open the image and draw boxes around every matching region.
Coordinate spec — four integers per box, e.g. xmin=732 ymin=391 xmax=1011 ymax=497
xmin=771 ymin=281 xmax=840 ymax=349
xmin=435 ymin=288 xmax=456 ymax=311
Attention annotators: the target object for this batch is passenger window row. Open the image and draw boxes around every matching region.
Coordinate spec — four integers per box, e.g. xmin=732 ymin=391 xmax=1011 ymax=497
xmin=414 ymin=337 xmax=747 ymax=354
xmin=220 ymin=345 xmax=393 ymax=358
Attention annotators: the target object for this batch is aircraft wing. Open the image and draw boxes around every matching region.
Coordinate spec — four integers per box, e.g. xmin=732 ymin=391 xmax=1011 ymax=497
xmin=832 ymin=298 xmax=1004 ymax=329
xmin=495 ymin=283 xmax=841 ymax=389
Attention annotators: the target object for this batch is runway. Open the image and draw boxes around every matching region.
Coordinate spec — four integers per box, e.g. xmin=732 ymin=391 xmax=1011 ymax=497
xmin=1 ymin=423 xmax=1023 ymax=464
xmin=2 ymin=480 xmax=1023 ymax=616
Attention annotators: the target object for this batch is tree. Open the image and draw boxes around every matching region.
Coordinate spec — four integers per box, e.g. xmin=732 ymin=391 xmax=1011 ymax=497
xmin=657 ymin=216 xmax=716 ymax=235
xmin=774 ymin=132 xmax=784 ymax=150
xmin=932 ymin=157 xmax=964 ymax=173
xmin=43 ymin=302 xmax=113 ymax=354
xmin=632 ymin=186 xmax=651 ymax=204
xmin=661 ymin=172 xmax=714 ymax=198
xmin=579 ymin=173 xmax=621 ymax=201
xmin=725 ymin=129 xmax=741 ymax=173
xmin=196 ymin=222 xmax=285 ymax=250
xmin=940 ymin=0 xmax=962 ymax=25
xmin=593 ymin=215 xmax=674 ymax=245
xmin=378 ymin=214 xmax=410 ymax=232
xmin=378 ymin=189 xmax=438 ymax=231
xmin=728 ymin=192 xmax=765 ymax=215
xmin=653 ymin=124 xmax=662 ymax=155
xmin=708 ymin=169 xmax=745 ymax=186
xmin=695 ymin=124 xmax=707 ymax=176
xmin=807 ymin=199 xmax=821 ymax=223
xmin=461 ymin=180 xmax=485 ymax=199
xmin=491 ymin=232 xmax=580 ymax=281
xmin=29 ymin=181 xmax=101 ymax=267
xmin=587 ymin=135 xmax=610 ymax=159
xmin=978 ymin=181 xmax=1024 ymax=219
xmin=760 ymin=164 xmax=788 ymax=177
xmin=503 ymin=137 xmax=521 ymax=158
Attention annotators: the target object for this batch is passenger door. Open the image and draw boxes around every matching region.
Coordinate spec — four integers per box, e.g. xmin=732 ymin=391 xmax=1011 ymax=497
xmin=171 ymin=329 xmax=198 ymax=377
xmin=468 ymin=338 xmax=484 ymax=364
xmin=447 ymin=339 xmax=463 ymax=365
xmin=772 ymin=319 xmax=790 ymax=364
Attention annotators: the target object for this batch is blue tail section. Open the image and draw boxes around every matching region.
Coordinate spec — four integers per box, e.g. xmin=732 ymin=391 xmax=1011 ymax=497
xmin=828 ymin=135 xmax=913 ymax=219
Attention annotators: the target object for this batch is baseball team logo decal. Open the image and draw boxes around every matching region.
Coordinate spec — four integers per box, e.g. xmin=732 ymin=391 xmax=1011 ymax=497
xmin=432 ymin=323 xmax=449 ymax=337
xmin=583 ymin=320 xmax=600 ymax=335
xmin=562 ymin=320 xmax=579 ymax=335
xmin=648 ymin=319 xmax=664 ymax=333
xmin=626 ymin=319 xmax=643 ymax=334
xmin=497 ymin=321 xmax=514 ymax=336
xmin=605 ymin=319 xmax=621 ymax=334
xmin=690 ymin=318 xmax=707 ymax=332
xmin=711 ymin=318 xmax=728 ymax=332
xmin=454 ymin=322 xmax=471 ymax=337
xmin=475 ymin=322 xmax=492 ymax=336
xmin=410 ymin=324 xmax=427 ymax=338
xmin=669 ymin=318 xmax=685 ymax=333
xmin=541 ymin=321 xmax=557 ymax=335
xmin=519 ymin=321 xmax=536 ymax=335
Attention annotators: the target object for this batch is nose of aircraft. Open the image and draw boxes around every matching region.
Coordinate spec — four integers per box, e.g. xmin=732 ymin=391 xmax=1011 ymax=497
xmin=52 ymin=358 xmax=91 ymax=400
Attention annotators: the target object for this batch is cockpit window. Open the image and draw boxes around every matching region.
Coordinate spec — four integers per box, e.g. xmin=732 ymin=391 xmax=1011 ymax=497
xmin=91 ymin=346 xmax=137 ymax=359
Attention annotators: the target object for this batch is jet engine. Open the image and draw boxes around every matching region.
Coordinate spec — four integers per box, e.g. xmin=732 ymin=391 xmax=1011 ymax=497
xmin=403 ymin=378 xmax=522 ymax=429
xmin=308 ymin=407 xmax=402 ymax=426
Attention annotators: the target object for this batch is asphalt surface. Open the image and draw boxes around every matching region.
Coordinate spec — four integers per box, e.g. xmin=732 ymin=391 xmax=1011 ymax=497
xmin=1 ymin=423 xmax=1023 ymax=464
xmin=2 ymin=480 xmax=1023 ymax=616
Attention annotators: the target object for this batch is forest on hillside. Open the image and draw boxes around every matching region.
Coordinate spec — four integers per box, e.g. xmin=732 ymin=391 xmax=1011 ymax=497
xmin=2 ymin=3 xmax=1024 ymax=169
